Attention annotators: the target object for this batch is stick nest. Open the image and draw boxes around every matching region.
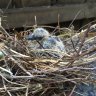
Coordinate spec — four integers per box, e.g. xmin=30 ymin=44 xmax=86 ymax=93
xmin=0 ymin=25 xmax=96 ymax=96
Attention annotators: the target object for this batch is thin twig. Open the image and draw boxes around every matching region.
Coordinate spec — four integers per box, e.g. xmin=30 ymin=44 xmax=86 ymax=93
xmin=0 ymin=26 xmax=12 ymax=39
xmin=25 ymin=83 xmax=29 ymax=96
xmin=68 ymin=10 xmax=81 ymax=28
xmin=69 ymin=85 xmax=76 ymax=96
xmin=77 ymin=24 xmax=91 ymax=53
xmin=2 ymin=78 xmax=12 ymax=96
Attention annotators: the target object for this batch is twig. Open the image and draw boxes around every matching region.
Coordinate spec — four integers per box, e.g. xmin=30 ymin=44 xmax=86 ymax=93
xmin=0 ymin=66 xmax=12 ymax=77
xmin=4 ymin=46 xmax=30 ymax=58
xmin=0 ymin=26 xmax=12 ymax=39
xmin=36 ymin=40 xmax=45 ymax=49
xmin=74 ymin=91 xmax=84 ymax=96
xmin=78 ymin=20 xmax=96 ymax=32
xmin=51 ymin=14 xmax=61 ymax=35
xmin=0 ymin=74 xmax=25 ymax=86
xmin=0 ymin=87 xmax=27 ymax=92
xmin=3 ymin=0 xmax=12 ymax=13
xmin=11 ymin=57 xmax=33 ymax=76
xmin=25 ymin=83 xmax=29 ymax=96
xmin=58 ymin=14 xmax=60 ymax=33
xmin=59 ymin=67 xmax=96 ymax=72
xmin=77 ymin=24 xmax=91 ymax=53
xmin=12 ymin=75 xmax=34 ymax=79
xmin=2 ymin=78 xmax=12 ymax=96
xmin=68 ymin=10 xmax=81 ymax=28
xmin=66 ymin=24 xmax=91 ymax=67
xmin=69 ymin=85 xmax=76 ymax=96
xmin=70 ymin=38 xmax=78 ymax=55
xmin=34 ymin=16 xmax=37 ymax=28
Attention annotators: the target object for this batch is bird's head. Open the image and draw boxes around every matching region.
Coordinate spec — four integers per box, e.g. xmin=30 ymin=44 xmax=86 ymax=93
xmin=26 ymin=28 xmax=50 ymax=41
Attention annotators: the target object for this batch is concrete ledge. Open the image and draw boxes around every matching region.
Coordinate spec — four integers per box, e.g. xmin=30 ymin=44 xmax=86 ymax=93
xmin=2 ymin=3 xmax=96 ymax=28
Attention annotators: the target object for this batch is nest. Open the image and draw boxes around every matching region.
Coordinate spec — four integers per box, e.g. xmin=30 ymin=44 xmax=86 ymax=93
xmin=0 ymin=24 xmax=96 ymax=96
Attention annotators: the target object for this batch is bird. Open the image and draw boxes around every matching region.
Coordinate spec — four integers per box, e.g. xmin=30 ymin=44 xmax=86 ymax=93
xmin=26 ymin=27 xmax=67 ymax=59
xmin=26 ymin=28 xmax=50 ymax=41
xmin=26 ymin=27 xmax=66 ymax=52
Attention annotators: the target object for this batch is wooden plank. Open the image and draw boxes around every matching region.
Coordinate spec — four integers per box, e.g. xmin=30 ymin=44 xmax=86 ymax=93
xmin=2 ymin=3 xmax=96 ymax=28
